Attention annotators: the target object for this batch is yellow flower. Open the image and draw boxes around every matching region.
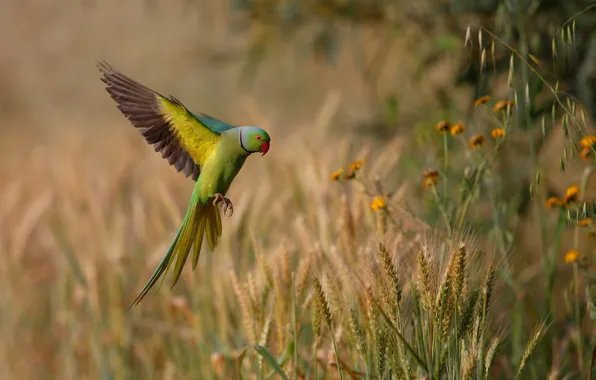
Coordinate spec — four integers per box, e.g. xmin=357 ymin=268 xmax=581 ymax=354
xmin=564 ymin=249 xmax=579 ymax=264
xmin=579 ymin=217 xmax=593 ymax=227
xmin=580 ymin=135 xmax=596 ymax=148
xmin=545 ymin=196 xmax=562 ymax=209
xmin=491 ymin=128 xmax=505 ymax=139
xmin=450 ymin=121 xmax=466 ymax=136
xmin=474 ymin=95 xmax=491 ymax=107
xmin=349 ymin=160 xmax=364 ymax=172
xmin=371 ymin=196 xmax=387 ymax=211
xmin=422 ymin=168 xmax=439 ymax=189
xmin=564 ymin=185 xmax=580 ymax=205
xmin=581 ymin=147 xmax=593 ymax=161
xmin=469 ymin=135 xmax=485 ymax=149
xmin=330 ymin=169 xmax=344 ymax=181
xmin=492 ymin=100 xmax=515 ymax=113
xmin=435 ymin=120 xmax=451 ymax=134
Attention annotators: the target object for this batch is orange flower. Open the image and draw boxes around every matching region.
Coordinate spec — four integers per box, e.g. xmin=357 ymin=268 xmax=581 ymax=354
xmin=450 ymin=121 xmax=466 ymax=136
xmin=423 ymin=177 xmax=437 ymax=189
xmin=344 ymin=160 xmax=364 ymax=179
xmin=581 ymin=147 xmax=593 ymax=161
xmin=545 ymin=196 xmax=562 ymax=209
xmin=564 ymin=249 xmax=579 ymax=264
xmin=435 ymin=120 xmax=451 ymax=134
xmin=422 ymin=168 xmax=439 ymax=189
xmin=579 ymin=217 xmax=593 ymax=227
xmin=469 ymin=135 xmax=485 ymax=149
xmin=371 ymin=196 xmax=387 ymax=211
xmin=330 ymin=169 xmax=344 ymax=181
xmin=491 ymin=128 xmax=505 ymax=139
xmin=493 ymin=100 xmax=515 ymax=113
xmin=349 ymin=160 xmax=364 ymax=171
xmin=564 ymin=185 xmax=580 ymax=204
xmin=344 ymin=171 xmax=356 ymax=180
xmin=474 ymin=95 xmax=491 ymax=107
xmin=580 ymin=135 xmax=596 ymax=148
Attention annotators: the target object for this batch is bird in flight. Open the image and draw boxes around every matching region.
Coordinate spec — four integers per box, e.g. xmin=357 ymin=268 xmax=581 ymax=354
xmin=97 ymin=62 xmax=271 ymax=312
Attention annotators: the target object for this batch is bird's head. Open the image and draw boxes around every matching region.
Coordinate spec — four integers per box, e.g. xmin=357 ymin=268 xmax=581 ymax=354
xmin=239 ymin=126 xmax=271 ymax=156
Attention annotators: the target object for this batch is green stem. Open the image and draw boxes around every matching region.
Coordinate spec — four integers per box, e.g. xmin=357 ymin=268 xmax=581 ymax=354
xmin=573 ymin=262 xmax=584 ymax=374
xmin=431 ymin=184 xmax=452 ymax=237
xmin=291 ymin=273 xmax=298 ymax=380
xmin=328 ymin=324 xmax=345 ymax=380
xmin=443 ymin=133 xmax=449 ymax=200
xmin=545 ymin=211 xmax=566 ymax=326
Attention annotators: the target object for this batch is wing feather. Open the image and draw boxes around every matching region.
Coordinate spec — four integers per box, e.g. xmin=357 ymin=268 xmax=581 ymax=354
xmin=98 ymin=61 xmax=221 ymax=181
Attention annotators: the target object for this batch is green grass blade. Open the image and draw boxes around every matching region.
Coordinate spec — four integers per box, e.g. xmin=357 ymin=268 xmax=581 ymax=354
xmin=254 ymin=345 xmax=289 ymax=380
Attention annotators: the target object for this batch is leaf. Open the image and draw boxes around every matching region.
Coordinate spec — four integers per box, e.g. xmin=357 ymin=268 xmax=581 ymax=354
xmin=237 ymin=346 xmax=250 ymax=380
xmin=254 ymin=345 xmax=289 ymax=380
xmin=266 ymin=341 xmax=295 ymax=379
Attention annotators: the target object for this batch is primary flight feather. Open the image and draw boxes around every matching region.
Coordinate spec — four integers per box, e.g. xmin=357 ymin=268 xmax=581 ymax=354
xmin=97 ymin=62 xmax=271 ymax=312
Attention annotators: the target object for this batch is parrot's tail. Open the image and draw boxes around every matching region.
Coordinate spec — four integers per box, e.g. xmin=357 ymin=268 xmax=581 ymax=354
xmin=126 ymin=191 xmax=222 ymax=312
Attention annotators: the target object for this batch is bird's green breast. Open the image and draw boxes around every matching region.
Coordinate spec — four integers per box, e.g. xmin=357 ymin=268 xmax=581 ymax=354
xmin=195 ymin=131 xmax=249 ymax=203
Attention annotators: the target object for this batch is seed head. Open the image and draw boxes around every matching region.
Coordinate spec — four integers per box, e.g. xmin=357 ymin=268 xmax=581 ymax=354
xmin=378 ymin=243 xmax=402 ymax=316
xmin=313 ymin=278 xmax=333 ymax=327
xmin=416 ymin=250 xmax=433 ymax=311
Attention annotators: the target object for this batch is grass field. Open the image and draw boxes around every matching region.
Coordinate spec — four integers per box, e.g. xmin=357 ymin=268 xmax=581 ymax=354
xmin=2 ymin=1 xmax=596 ymax=379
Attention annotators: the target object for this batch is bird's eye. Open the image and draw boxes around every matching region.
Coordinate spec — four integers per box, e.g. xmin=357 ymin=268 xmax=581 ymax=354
xmin=256 ymin=135 xmax=261 ymax=140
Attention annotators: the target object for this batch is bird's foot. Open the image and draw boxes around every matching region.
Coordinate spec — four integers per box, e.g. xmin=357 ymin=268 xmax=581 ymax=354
xmin=213 ymin=193 xmax=234 ymax=217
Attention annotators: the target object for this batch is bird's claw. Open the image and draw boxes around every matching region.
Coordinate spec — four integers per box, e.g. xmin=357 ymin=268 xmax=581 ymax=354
xmin=213 ymin=193 xmax=234 ymax=217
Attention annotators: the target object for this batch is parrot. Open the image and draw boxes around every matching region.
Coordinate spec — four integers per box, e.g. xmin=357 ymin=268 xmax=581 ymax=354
xmin=97 ymin=62 xmax=271 ymax=312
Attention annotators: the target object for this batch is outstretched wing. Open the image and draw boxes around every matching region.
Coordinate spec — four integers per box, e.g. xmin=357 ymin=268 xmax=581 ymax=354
xmin=192 ymin=112 xmax=237 ymax=134
xmin=98 ymin=61 xmax=221 ymax=181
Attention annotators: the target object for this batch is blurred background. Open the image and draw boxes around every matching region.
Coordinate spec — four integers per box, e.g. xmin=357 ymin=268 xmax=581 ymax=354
xmin=2 ymin=0 xmax=596 ymax=379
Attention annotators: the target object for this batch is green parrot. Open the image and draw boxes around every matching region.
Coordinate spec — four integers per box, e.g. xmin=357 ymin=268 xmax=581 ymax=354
xmin=97 ymin=62 xmax=271 ymax=312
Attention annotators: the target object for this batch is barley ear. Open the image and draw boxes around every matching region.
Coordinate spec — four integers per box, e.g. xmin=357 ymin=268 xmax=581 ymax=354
xmin=516 ymin=322 xmax=547 ymax=379
xmin=348 ymin=308 xmax=367 ymax=357
xmin=378 ymin=243 xmax=402 ymax=318
xmin=416 ymin=250 xmax=433 ymax=311
xmin=450 ymin=245 xmax=467 ymax=310
xmin=484 ymin=336 xmax=501 ymax=379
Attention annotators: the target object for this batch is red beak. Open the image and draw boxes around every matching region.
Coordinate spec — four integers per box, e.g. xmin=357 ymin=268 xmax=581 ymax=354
xmin=260 ymin=141 xmax=270 ymax=156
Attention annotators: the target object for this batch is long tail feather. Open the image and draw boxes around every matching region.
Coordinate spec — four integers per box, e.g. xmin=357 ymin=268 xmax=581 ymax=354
xmin=192 ymin=217 xmax=205 ymax=270
xmin=125 ymin=191 xmax=223 ymax=313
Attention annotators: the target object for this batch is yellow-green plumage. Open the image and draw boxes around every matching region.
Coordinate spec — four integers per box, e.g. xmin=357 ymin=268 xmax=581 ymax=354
xmin=97 ymin=62 xmax=270 ymax=312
